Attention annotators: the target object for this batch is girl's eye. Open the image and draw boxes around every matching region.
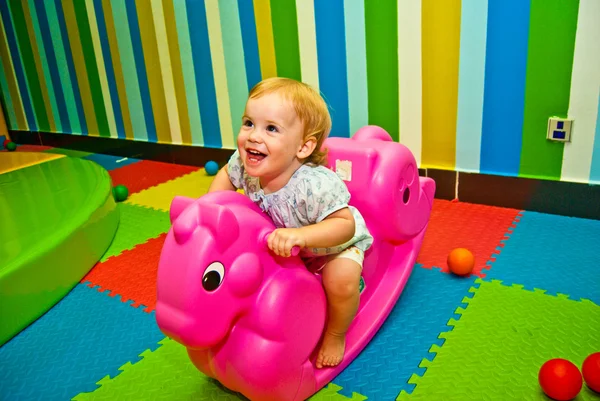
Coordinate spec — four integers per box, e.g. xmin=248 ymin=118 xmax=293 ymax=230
xmin=266 ymin=125 xmax=278 ymax=133
xmin=243 ymin=120 xmax=253 ymax=127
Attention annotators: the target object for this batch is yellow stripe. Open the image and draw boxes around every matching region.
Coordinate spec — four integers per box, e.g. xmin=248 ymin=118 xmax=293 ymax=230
xmin=62 ymin=0 xmax=98 ymax=135
xmin=85 ymin=0 xmax=117 ymax=138
xmin=205 ymin=0 xmax=234 ymax=148
xmin=22 ymin=0 xmax=56 ymax=131
xmin=0 ymin=15 xmax=27 ymax=129
xmin=421 ymin=0 xmax=461 ymax=169
xmin=253 ymin=0 xmax=277 ymax=79
xmin=135 ymin=0 xmax=170 ymax=143
xmin=0 ymin=99 xmax=7 ymax=135
xmin=162 ymin=0 xmax=191 ymax=145
xmin=150 ymin=0 xmax=182 ymax=144
xmin=101 ymin=0 xmax=133 ymax=140
xmin=295 ymin=0 xmax=319 ymax=89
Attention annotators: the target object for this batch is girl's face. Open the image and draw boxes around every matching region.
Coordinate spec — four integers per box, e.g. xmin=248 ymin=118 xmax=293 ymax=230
xmin=237 ymin=92 xmax=314 ymax=192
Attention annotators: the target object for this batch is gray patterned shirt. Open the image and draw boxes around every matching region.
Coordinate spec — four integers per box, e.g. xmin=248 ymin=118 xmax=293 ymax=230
xmin=227 ymin=150 xmax=373 ymax=257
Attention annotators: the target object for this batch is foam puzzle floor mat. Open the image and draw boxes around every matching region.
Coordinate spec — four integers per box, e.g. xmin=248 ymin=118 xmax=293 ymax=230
xmin=1 ymin=145 xmax=599 ymax=401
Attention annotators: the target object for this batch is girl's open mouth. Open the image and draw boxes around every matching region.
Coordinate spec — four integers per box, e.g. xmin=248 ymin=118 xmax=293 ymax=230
xmin=246 ymin=149 xmax=266 ymax=164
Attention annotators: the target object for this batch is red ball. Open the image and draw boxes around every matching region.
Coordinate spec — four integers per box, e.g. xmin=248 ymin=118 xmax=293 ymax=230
xmin=3 ymin=138 xmax=10 ymax=148
xmin=539 ymin=359 xmax=582 ymax=400
xmin=582 ymin=352 xmax=600 ymax=393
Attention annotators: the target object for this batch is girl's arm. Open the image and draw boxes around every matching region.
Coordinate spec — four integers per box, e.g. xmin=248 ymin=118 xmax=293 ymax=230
xmin=301 ymin=208 xmax=355 ymax=248
xmin=208 ymin=166 xmax=237 ymax=192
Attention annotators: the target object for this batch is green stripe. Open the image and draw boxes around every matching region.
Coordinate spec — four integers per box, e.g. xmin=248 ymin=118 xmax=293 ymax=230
xmin=45 ymin=0 xmax=80 ymax=133
xmin=27 ymin=0 xmax=61 ymax=132
xmin=173 ymin=0 xmax=203 ymax=145
xmin=519 ymin=0 xmax=579 ymax=179
xmin=72 ymin=0 xmax=110 ymax=137
xmin=9 ymin=0 xmax=48 ymax=130
xmin=364 ymin=0 xmax=399 ymax=142
xmin=219 ymin=0 xmax=248 ymax=142
xmin=270 ymin=0 xmax=301 ymax=81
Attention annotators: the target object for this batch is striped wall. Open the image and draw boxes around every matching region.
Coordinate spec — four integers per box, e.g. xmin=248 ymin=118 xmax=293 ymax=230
xmin=0 ymin=0 xmax=599 ymax=184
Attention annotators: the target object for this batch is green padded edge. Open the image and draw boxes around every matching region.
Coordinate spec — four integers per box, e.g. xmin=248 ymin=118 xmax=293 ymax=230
xmin=397 ymin=278 xmax=600 ymax=400
xmin=43 ymin=148 xmax=92 ymax=158
xmin=100 ymin=203 xmax=170 ymax=262
xmin=0 ymin=157 xmax=119 ymax=346
xmin=73 ymin=337 xmax=367 ymax=400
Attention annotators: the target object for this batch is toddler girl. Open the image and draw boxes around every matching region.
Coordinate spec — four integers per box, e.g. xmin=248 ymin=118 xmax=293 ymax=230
xmin=208 ymin=77 xmax=373 ymax=369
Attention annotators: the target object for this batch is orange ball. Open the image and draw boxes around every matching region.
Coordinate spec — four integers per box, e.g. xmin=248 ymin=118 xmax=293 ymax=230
xmin=447 ymin=248 xmax=475 ymax=276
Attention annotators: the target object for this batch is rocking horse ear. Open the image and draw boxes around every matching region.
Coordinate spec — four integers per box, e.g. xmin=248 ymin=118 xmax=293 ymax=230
xmin=199 ymin=204 xmax=240 ymax=252
xmin=170 ymin=196 xmax=195 ymax=223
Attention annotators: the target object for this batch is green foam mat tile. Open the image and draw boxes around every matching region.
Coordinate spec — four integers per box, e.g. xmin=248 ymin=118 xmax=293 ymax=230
xmin=397 ymin=279 xmax=600 ymax=400
xmin=100 ymin=203 xmax=170 ymax=262
xmin=43 ymin=148 xmax=92 ymax=158
xmin=73 ymin=337 xmax=367 ymax=400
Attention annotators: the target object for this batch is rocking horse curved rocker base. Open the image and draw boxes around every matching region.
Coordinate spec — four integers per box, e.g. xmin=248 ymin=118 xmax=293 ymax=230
xmin=155 ymin=126 xmax=436 ymax=401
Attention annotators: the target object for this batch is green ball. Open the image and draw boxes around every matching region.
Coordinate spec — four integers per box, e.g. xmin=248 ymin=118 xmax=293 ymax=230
xmin=6 ymin=141 xmax=16 ymax=151
xmin=112 ymin=185 xmax=129 ymax=202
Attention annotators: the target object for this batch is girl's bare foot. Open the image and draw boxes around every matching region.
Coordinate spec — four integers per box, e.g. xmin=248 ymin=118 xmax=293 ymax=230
xmin=316 ymin=332 xmax=345 ymax=368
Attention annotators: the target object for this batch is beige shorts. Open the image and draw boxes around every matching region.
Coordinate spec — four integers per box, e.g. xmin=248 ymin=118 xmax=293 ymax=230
xmin=303 ymin=246 xmax=365 ymax=273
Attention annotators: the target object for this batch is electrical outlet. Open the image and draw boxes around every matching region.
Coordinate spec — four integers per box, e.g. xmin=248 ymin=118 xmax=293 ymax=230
xmin=547 ymin=116 xmax=573 ymax=142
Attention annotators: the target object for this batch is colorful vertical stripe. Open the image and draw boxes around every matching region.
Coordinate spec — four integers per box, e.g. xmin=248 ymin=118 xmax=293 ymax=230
xmin=218 ymin=0 xmax=248 ymax=142
xmin=186 ymin=0 xmax=221 ymax=148
xmin=561 ymin=0 xmax=600 ymax=183
xmin=480 ymin=0 xmax=530 ymax=176
xmin=253 ymin=0 xmax=276 ymax=79
xmin=455 ymin=0 xmax=488 ymax=173
xmin=421 ymin=0 xmax=461 ymax=169
xmin=397 ymin=0 xmax=422 ymax=164
xmin=295 ymin=0 xmax=319 ymax=90
xmin=590 ymin=95 xmax=600 ymax=184
xmin=519 ymin=0 xmax=580 ymax=180
xmin=365 ymin=0 xmax=399 ymax=142
xmin=343 ymin=0 xmax=368 ymax=136
xmin=270 ymin=0 xmax=301 ymax=81
xmin=315 ymin=0 xmax=349 ymax=138
xmin=0 ymin=0 xmax=598 ymax=184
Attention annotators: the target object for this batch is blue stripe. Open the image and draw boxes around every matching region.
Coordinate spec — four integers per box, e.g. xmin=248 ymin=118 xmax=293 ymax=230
xmin=125 ymin=0 xmax=157 ymax=142
xmin=93 ymin=0 xmax=125 ymax=139
xmin=0 ymin=1 xmax=37 ymax=131
xmin=480 ymin=0 xmax=530 ymax=176
xmin=455 ymin=0 xmax=488 ymax=172
xmin=54 ymin=0 xmax=88 ymax=135
xmin=186 ymin=0 xmax=221 ymax=148
xmin=237 ymin=0 xmax=261 ymax=90
xmin=314 ymin=0 xmax=350 ymax=138
xmin=35 ymin=1 xmax=71 ymax=133
xmin=589 ymin=94 xmax=600 ymax=183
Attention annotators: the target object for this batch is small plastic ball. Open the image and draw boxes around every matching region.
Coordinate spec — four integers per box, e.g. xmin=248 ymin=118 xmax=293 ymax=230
xmin=6 ymin=141 xmax=16 ymax=151
xmin=112 ymin=185 xmax=129 ymax=202
xmin=582 ymin=352 xmax=600 ymax=393
xmin=539 ymin=358 xmax=582 ymax=401
xmin=447 ymin=248 xmax=475 ymax=276
xmin=205 ymin=160 xmax=219 ymax=176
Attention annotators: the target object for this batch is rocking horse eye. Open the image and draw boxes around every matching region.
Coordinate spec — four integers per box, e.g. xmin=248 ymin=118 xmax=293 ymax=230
xmin=202 ymin=262 xmax=224 ymax=292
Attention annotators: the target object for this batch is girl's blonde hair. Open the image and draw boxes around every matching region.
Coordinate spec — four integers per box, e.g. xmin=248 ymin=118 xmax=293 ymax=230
xmin=248 ymin=77 xmax=331 ymax=166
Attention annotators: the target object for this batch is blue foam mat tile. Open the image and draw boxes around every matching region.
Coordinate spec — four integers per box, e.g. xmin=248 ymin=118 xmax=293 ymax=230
xmin=332 ymin=265 xmax=479 ymax=400
xmin=485 ymin=211 xmax=600 ymax=304
xmin=83 ymin=153 xmax=141 ymax=171
xmin=0 ymin=284 xmax=164 ymax=400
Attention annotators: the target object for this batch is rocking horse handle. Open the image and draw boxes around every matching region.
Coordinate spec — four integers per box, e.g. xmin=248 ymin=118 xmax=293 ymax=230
xmin=262 ymin=232 xmax=301 ymax=257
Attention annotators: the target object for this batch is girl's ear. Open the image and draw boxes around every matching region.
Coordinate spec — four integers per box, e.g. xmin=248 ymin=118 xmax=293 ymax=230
xmin=297 ymin=136 xmax=317 ymax=159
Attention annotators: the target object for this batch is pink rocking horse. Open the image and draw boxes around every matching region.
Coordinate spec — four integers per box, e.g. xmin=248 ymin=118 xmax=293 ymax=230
xmin=156 ymin=126 xmax=435 ymax=400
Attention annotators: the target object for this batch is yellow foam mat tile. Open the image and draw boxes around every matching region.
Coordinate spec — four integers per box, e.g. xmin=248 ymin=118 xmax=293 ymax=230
xmin=0 ymin=152 xmax=65 ymax=174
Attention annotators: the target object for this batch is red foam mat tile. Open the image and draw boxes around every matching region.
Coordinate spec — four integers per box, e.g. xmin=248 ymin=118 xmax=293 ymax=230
xmin=82 ymin=234 xmax=167 ymax=312
xmin=4 ymin=144 xmax=54 ymax=152
xmin=417 ymin=199 xmax=522 ymax=277
xmin=108 ymin=160 xmax=199 ymax=194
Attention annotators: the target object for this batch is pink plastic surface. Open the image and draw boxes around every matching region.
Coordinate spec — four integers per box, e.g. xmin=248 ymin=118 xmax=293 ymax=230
xmin=155 ymin=126 xmax=435 ymax=401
